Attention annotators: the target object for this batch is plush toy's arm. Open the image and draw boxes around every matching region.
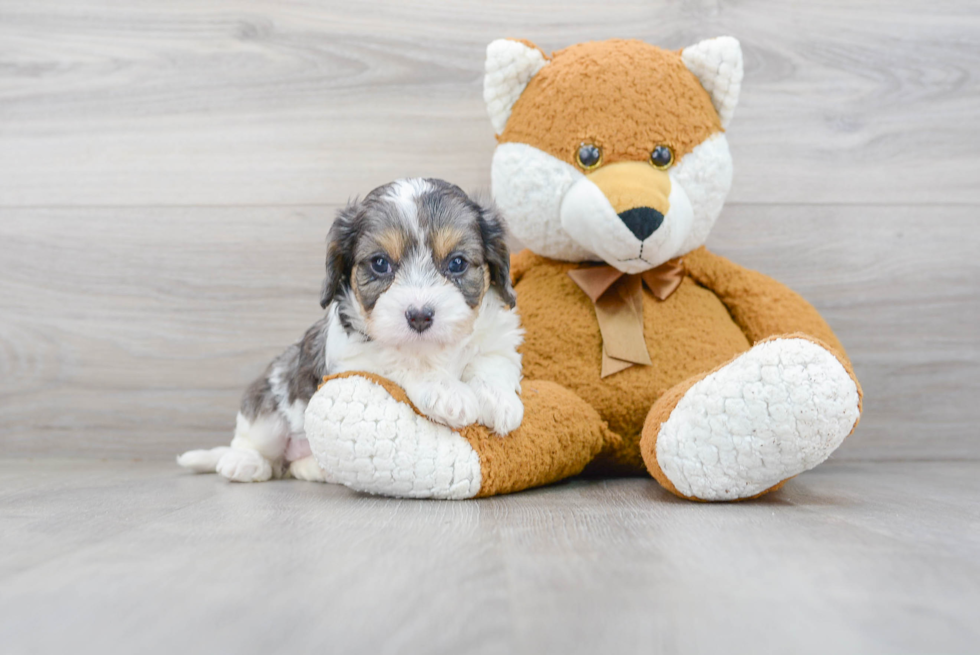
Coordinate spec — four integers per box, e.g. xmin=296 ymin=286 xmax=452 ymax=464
xmin=683 ymin=246 xmax=847 ymax=357
xmin=306 ymin=372 xmax=611 ymax=499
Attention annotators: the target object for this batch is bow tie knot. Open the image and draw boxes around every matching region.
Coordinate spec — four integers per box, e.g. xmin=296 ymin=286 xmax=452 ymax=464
xmin=567 ymin=259 xmax=685 ymax=377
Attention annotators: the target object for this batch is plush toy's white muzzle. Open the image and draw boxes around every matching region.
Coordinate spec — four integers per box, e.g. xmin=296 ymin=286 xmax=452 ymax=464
xmin=491 ymin=135 xmax=734 ymax=271
xmin=560 ymin=169 xmax=695 ymax=274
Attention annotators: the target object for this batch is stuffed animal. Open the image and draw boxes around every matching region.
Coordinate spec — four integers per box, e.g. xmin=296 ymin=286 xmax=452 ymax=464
xmin=303 ymin=37 xmax=862 ymax=501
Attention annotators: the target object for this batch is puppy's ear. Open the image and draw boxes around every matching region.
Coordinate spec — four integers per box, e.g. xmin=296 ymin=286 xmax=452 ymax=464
xmin=320 ymin=200 xmax=361 ymax=309
xmin=476 ymin=201 xmax=517 ymax=308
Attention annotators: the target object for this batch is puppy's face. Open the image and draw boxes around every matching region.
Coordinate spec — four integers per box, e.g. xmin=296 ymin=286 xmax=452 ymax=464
xmin=320 ymin=179 xmax=515 ymax=348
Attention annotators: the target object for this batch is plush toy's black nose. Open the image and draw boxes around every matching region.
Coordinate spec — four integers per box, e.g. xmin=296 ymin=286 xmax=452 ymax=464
xmin=405 ymin=306 xmax=435 ymax=333
xmin=618 ymin=207 xmax=664 ymax=241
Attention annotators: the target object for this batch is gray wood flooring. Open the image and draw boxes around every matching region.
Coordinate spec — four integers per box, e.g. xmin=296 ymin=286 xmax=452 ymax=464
xmin=1 ymin=0 xmax=978 ymax=652
xmin=2 ymin=459 xmax=979 ymax=654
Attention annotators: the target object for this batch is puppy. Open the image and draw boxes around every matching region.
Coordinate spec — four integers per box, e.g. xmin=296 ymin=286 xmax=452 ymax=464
xmin=177 ymin=178 xmax=524 ymax=483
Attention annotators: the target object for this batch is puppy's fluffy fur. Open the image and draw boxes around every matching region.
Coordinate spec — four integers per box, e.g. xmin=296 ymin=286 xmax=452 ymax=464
xmin=177 ymin=179 xmax=524 ymax=482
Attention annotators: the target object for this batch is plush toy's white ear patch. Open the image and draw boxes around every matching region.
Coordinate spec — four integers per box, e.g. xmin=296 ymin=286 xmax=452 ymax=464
xmin=484 ymin=39 xmax=549 ymax=135
xmin=682 ymin=36 xmax=743 ymax=129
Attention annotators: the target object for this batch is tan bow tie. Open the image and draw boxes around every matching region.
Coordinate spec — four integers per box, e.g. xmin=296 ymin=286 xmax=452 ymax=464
xmin=567 ymin=259 xmax=685 ymax=377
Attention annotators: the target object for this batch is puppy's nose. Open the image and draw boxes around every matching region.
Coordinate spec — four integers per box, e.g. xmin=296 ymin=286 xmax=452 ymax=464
xmin=618 ymin=207 xmax=664 ymax=241
xmin=405 ymin=306 xmax=435 ymax=334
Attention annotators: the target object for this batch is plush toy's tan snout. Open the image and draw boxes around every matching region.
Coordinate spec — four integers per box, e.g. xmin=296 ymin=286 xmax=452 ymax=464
xmin=587 ymin=162 xmax=671 ymax=240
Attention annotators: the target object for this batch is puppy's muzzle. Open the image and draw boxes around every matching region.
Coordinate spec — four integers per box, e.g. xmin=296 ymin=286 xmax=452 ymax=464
xmin=405 ymin=305 xmax=435 ymax=333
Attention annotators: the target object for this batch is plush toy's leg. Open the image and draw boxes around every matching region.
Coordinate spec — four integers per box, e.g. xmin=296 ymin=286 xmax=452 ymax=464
xmin=304 ymin=373 xmax=609 ymax=499
xmin=640 ymin=335 xmax=862 ymax=501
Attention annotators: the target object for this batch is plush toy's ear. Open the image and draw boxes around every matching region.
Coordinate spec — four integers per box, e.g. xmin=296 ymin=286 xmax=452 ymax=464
xmin=681 ymin=37 xmax=743 ymax=129
xmin=483 ymin=39 xmax=549 ymax=135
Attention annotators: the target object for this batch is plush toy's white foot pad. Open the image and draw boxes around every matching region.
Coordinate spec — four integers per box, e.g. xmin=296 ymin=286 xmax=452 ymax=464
xmin=657 ymin=338 xmax=860 ymax=501
xmin=304 ymin=376 xmax=482 ymax=499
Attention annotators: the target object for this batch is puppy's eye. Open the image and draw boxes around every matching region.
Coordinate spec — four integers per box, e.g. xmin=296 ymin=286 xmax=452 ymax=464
xmin=650 ymin=145 xmax=674 ymax=170
xmin=576 ymin=143 xmax=602 ymax=170
xmin=370 ymin=256 xmax=391 ymax=275
xmin=447 ymin=256 xmax=468 ymax=274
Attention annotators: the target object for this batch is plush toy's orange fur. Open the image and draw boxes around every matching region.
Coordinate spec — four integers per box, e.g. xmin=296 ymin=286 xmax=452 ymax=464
xmin=500 ymin=40 xmax=721 ymax=167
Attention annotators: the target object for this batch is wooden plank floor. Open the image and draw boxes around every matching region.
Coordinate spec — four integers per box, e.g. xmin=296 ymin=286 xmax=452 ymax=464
xmin=2 ymin=459 xmax=979 ymax=655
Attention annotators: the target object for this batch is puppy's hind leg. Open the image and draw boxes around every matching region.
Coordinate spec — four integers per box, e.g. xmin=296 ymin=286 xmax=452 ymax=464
xmin=215 ymin=412 xmax=289 ymax=483
xmin=176 ymin=413 xmax=287 ymax=483
xmin=176 ymin=446 xmax=231 ymax=473
xmin=180 ymin=320 xmax=326 ymax=482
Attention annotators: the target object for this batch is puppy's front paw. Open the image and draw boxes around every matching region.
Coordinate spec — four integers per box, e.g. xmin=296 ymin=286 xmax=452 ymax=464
xmin=411 ymin=380 xmax=480 ymax=429
xmin=216 ymin=448 xmax=273 ymax=483
xmin=471 ymin=381 xmax=524 ymax=435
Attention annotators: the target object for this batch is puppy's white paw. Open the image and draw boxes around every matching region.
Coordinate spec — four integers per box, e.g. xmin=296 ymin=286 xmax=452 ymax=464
xmin=288 ymin=455 xmax=328 ymax=482
xmin=176 ymin=446 xmax=231 ymax=473
xmin=411 ymin=379 xmax=481 ymax=429
xmin=471 ymin=381 xmax=524 ymax=435
xmin=216 ymin=448 xmax=273 ymax=483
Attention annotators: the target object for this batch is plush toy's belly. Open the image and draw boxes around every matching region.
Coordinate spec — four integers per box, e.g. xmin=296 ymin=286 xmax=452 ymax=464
xmin=515 ymin=261 xmax=751 ymax=446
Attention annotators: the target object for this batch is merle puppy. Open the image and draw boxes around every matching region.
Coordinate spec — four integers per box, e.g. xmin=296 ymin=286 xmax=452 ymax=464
xmin=178 ymin=179 xmax=524 ymax=482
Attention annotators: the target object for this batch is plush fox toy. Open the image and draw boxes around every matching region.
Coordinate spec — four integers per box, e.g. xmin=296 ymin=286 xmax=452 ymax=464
xmin=304 ymin=37 xmax=863 ymax=501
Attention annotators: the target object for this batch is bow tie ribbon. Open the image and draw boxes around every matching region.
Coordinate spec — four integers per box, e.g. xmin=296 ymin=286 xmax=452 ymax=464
xmin=567 ymin=259 xmax=685 ymax=378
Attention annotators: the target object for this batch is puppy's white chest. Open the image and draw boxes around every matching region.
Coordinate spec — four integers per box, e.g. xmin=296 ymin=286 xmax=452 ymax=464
xmin=324 ymin=309 xmax=474 ymax=384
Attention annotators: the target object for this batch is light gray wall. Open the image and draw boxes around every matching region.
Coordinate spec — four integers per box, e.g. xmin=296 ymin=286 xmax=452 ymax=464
xmin=1 ymin=0 xmax=977 ymax=459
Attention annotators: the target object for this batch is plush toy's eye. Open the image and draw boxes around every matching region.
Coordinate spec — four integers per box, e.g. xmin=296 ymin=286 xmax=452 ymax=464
xmin=576 ymin=143 xmax=602 ymax=170
xmin=650 ymin=145 xmax=674 ymax=170
xmin=370 ymin=256 xmax=392 ymax=275
xmin=447 ymin=255 xmax=468 ymax=274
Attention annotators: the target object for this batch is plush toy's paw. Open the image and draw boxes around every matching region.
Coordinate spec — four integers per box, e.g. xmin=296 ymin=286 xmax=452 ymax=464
xmin=408 ymin=379 xmax=481 ymax=429
xmin=287 ymin=455 xmax=328 ymax=482
xmin=304 ymin=375 xmax=482 ymax=499
xmin=471 ymin=380 xmax=524 ymax=435
xmin=652 ymin=337 xmax=861 ymax=501
xmin=215 ymin=448 xmax=274 ymax=483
